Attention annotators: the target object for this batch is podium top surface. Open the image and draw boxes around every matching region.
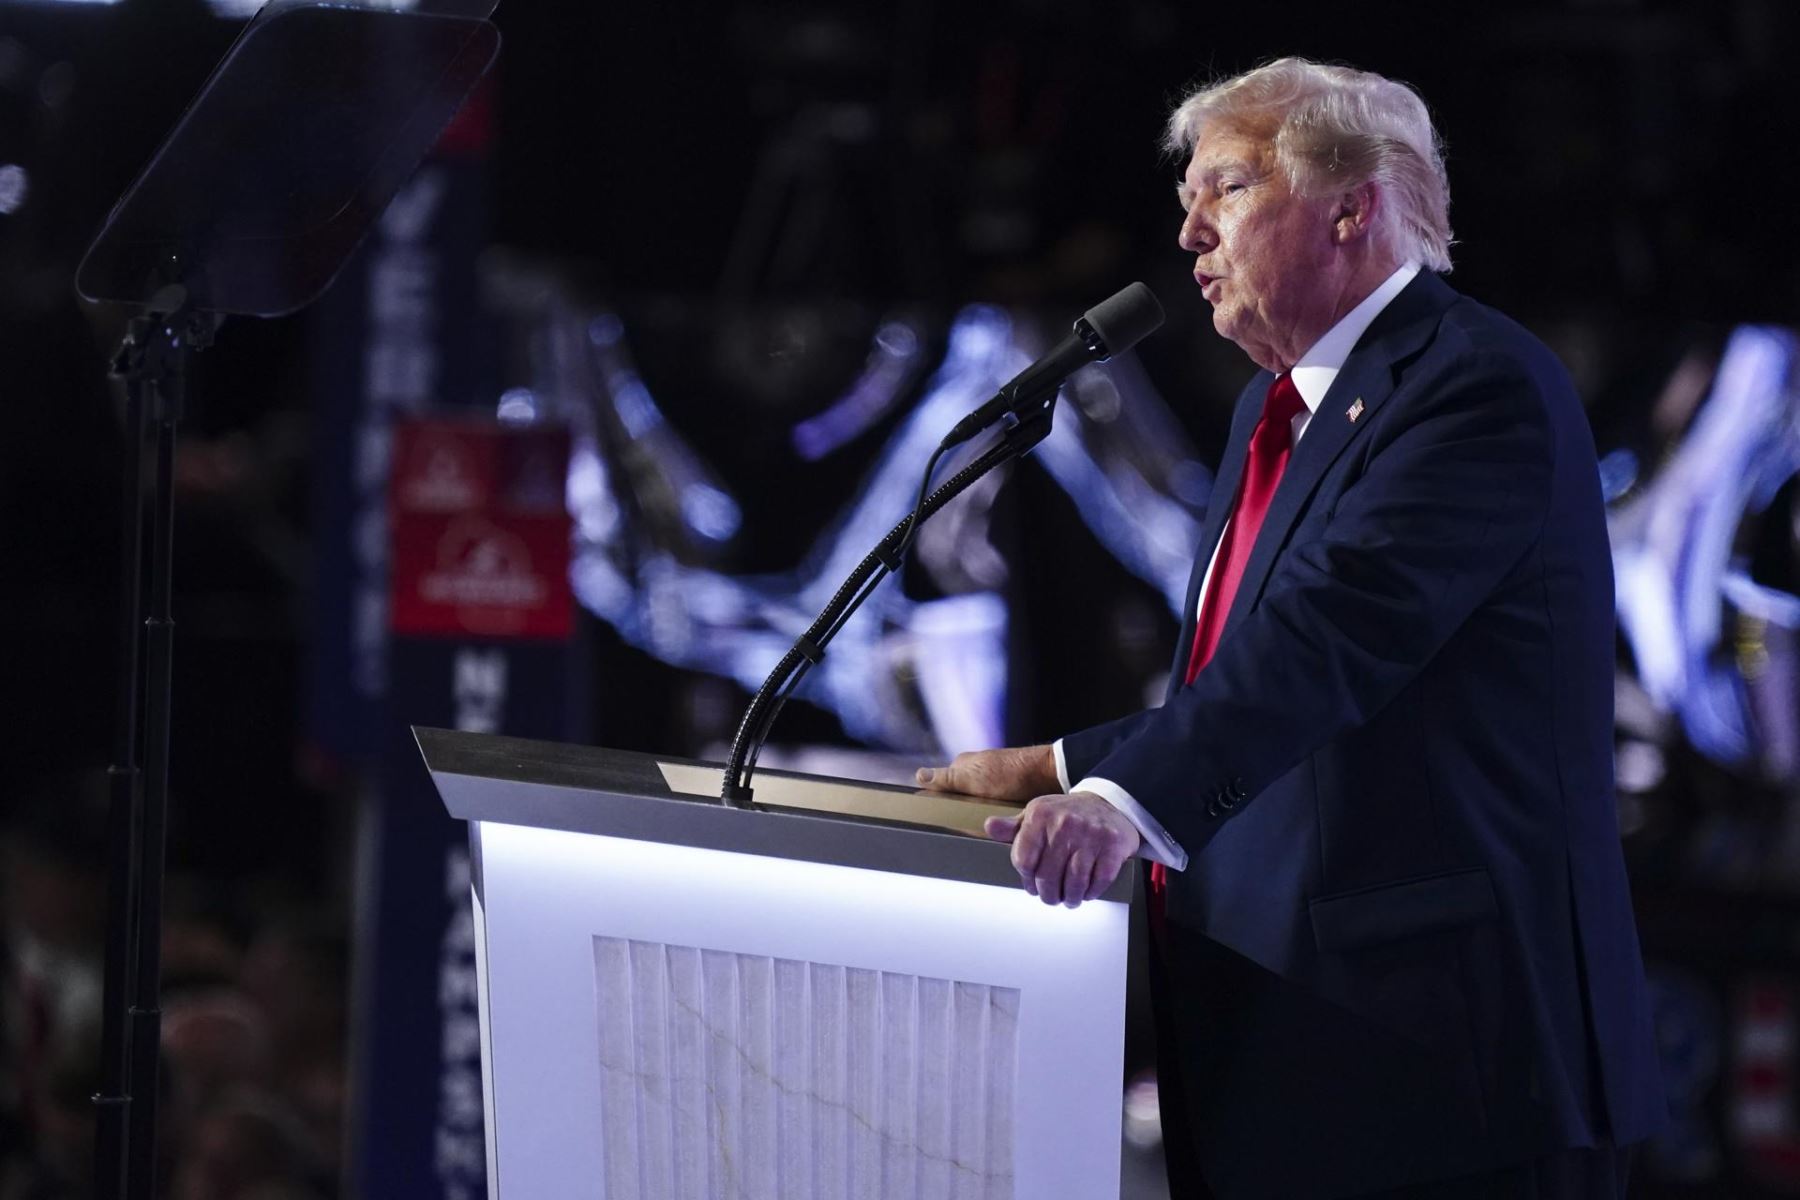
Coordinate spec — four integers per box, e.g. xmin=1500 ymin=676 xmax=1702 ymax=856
xmin=415 ymin=727 xmax=1135 ymax=901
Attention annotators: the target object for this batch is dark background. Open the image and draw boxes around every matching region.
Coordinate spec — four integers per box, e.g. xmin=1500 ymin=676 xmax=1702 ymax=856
xmin=3 ymin=0 xmax=1799 ymax=1196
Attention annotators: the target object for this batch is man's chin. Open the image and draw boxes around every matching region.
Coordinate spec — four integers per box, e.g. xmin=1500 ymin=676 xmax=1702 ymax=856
xmin=1211 ymin=308 xmax=1244 ymax=344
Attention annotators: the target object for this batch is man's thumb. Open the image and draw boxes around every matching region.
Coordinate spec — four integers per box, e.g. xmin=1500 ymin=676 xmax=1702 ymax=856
xmin=984 ymin=815 xmax=1020 ymax=842
xmin=916 ymin=765 xmax=947 ymax=789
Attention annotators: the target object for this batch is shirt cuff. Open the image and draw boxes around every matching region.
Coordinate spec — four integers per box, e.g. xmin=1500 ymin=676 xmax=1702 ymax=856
xmin=1051 ymin=739 xmax=1072 ymax=793
xmin=1070 ymin=775 xmax=1189 ymax=871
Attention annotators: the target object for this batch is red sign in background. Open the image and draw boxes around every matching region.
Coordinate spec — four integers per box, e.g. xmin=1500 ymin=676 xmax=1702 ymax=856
xmin=389 ymin=418 xmax=573 ymax=640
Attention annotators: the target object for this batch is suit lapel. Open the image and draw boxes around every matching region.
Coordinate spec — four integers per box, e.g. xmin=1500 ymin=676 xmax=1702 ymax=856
xmin=1215 ymin=272 xmax=1457 ymax=646
xmin=1165 ymin=374 xmax=1269 ymax=695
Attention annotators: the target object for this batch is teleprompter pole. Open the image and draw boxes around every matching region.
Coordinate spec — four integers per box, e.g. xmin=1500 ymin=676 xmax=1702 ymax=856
xmin=93 ymin=292 xmax=215 ymax=1200
xmin=94 ymin=335 xmax=150 ymax=1200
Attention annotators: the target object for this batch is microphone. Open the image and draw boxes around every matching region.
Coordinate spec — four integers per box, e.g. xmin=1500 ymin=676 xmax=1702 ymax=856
xmin=940 ymin=281 xmax=1164 ymax=449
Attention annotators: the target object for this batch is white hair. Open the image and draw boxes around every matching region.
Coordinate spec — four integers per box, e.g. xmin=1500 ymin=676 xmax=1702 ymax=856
xmin=1165 ymin=58 xmax=1454 ymax=273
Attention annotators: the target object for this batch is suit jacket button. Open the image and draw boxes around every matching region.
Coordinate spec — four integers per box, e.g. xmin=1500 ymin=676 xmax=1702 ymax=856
xmin=1206 ymin=801 xmax=1222 ymax=818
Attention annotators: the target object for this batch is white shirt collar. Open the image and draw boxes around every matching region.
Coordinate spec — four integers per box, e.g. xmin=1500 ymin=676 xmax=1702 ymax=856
xmin=1287 ymin=262 xmax=1421 ymax=414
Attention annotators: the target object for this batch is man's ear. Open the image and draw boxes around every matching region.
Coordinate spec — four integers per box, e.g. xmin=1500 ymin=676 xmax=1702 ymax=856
xmin=1331 ymin=181 xmax=1379 ymax=244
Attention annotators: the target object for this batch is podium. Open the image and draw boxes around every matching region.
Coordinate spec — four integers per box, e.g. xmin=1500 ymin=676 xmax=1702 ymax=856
xmin=415 ymin=727 xmax=1134 ymax=1199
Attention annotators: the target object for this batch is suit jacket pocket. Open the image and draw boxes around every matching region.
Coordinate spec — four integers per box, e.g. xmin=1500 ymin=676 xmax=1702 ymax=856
xmin=1310 ymin=866 xmax=1498 ymax=953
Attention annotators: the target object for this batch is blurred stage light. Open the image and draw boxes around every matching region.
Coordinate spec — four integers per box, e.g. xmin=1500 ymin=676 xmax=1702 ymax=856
xmin=1617 ymin=740 xmax=1667 ymax=795
xmin=1612 ymin=325 xmax=1800 ymax=771
xmin=610 ymin=379 xmax=661 ymax=438
xmin=0 ymin=0 xmax=428 ymax=14
xmin=203 ymin=0 xmax=423 ymax=15
xmin=678 ymin=482 xmax=741 ymax=542
xmin=495 ymin=387 xmax=538 ymax=425
xmin=566 ymin=305 xmax=1026 ymax=754
xmin=539 ymin=296 xmax=1207 ymax=756
xmin=1598 ymin=447 xmax=1638 ymax=502
xmin=587 ymin=313 xmax=623 ymax=347
xmin=790 ymin=318 xmax=926 ymax=461
xmin=0 ymin=164 xmax=26 ymax=215
xmin=1122 ymin=1071 xmax=1163 ymax=1148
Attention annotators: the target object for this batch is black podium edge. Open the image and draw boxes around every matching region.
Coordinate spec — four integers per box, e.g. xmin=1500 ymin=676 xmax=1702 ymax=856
xmin=415 ymin=726 xmax=1136 ymax=903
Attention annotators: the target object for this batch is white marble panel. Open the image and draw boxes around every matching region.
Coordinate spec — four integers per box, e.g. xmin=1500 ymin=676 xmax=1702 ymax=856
xmin=472 ymin=821 xmax=1128 ymax=1198
xmin=593 ymin=938 xmax=1018 ymax=1199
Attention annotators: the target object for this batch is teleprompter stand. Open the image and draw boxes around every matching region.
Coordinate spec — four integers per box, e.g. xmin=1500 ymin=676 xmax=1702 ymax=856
xmin=76 ymin=4 xmax=500 ymax=1195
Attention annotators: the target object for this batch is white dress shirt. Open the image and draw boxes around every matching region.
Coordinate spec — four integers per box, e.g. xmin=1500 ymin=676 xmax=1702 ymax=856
xmin=1056 ymin=262 xmax=1421 ymax=869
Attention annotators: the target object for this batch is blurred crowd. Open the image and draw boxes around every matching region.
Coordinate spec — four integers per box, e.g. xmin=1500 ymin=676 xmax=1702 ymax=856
xmin=1 ymin=772 xmax=347 ymax=1200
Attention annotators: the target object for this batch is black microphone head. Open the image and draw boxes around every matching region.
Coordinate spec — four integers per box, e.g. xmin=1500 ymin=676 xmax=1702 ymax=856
xmin=1082 ymin=282 xmax=1164 ymax=359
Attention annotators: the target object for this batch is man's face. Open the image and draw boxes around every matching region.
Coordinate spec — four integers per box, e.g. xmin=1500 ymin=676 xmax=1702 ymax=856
xmin=1177 ymin=124 xmax=1339 ymax=371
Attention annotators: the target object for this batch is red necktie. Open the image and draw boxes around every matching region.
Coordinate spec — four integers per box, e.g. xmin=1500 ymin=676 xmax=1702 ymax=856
xmin=1151 ymin=373 xmax=1306 ymax=912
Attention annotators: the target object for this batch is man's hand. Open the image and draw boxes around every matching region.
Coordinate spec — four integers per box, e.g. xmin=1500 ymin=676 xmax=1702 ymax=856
xmin=982 ymin=793 xmax=1141 ymax=908
xmin=915 ymin=745 xmax=1059 ymax=802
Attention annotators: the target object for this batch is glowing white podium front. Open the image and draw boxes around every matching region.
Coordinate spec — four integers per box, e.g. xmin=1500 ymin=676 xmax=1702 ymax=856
xmin=415 ymin=727 xmax=1133 ymax=1200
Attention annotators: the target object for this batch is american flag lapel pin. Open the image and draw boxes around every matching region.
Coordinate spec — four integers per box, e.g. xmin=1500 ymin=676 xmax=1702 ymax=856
xmin=1347 ymin=398 xmax=1365 ymax=423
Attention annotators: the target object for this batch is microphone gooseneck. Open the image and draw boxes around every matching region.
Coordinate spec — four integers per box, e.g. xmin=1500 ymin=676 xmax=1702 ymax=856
xmin=720 ymin=282 xmax=1165 ymax=807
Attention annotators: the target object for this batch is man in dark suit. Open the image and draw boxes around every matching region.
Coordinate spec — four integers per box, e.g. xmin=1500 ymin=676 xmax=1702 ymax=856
xmin=918 ymin=58 xmax=1665 ymax=1198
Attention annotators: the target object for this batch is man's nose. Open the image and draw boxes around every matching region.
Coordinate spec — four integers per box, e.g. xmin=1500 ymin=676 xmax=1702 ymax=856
xmin=1178 ymin=206 xmax=1216 ymax=254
